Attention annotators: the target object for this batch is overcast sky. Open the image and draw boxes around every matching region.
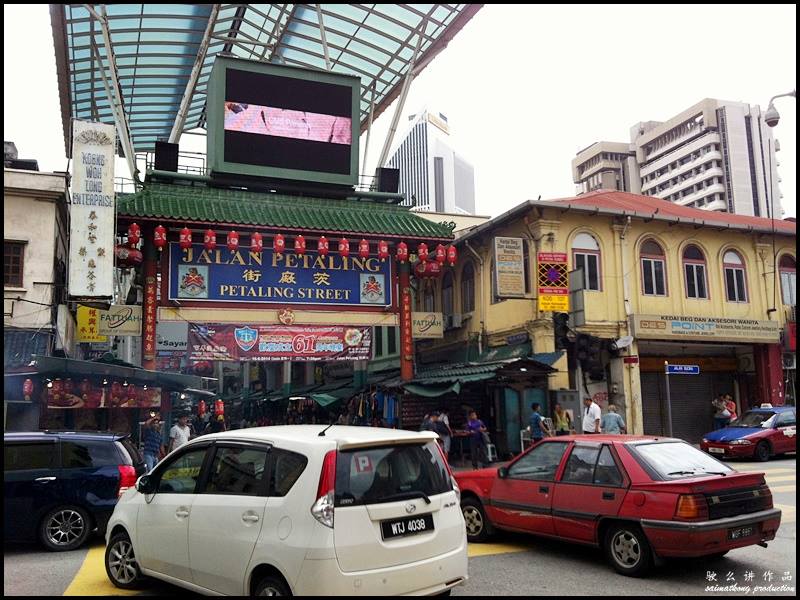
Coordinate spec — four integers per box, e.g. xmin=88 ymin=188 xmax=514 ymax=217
xmin=4 ymin=4 xmax=796 ymax=218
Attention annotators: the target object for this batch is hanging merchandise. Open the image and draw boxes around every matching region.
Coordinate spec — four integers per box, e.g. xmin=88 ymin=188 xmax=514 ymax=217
xmin=23 ymin=378 xmax=34 ymax=401
xmin=154 ymin=225 xmax=167 ymax=250
xmin=447 ymin=244 xmax=458 ymax=267
xmin=52 ymin=379 xmax=64 ymax=402
xmin=115 ymin=243 xmax=143 ymax=268
xmin=318 ymin=236 xmax=329 ymax=256
xmin=215 ymin=397 xmax=225 ymax=417
xmin=127 ymin=384 xmax=137 ymax=405
xmin=274 ymin=233 xmax=285 ymax=256
xmin=294 ymin=234 xmax=306 ymax=255
xmin=204 ymin=228 xmax=217 ymax=251
xmin=227 ymin=230 xmax=240 ymax=252
xmin=111 ymin=381 xmax=123 ymax=405
xmin=358 ymin=239 xmax=369 ymax=259
xmin=378 ymin=240 xmax=389 ymax=262
xmin=339 ymin=238 xmax=350 ymax=258
xmin=64 ymin=379 xmax=74 ymax=397
xmin=198 ymin=399 xmax=207 ymax=417
xmin=80 ymin=379 xmax=91 ymax=401
xmin=179 ymin=227 xmax=192 ymax=250
xmin=127 ymin=222 xmax=141 ymax=246
xmin=251 ymin=231 xmax=263 ymax=253
xmin=417 ymin=243 xmax=429 ymax=263
xmin=396 ymin=241 xmax=409 ymax=263
xmin=435 ymin=244 xmax=447 ymax=265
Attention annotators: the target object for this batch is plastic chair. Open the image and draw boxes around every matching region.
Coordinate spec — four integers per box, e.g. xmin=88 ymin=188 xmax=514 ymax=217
xmin=485 ymin=443 xmax=497 ymax=462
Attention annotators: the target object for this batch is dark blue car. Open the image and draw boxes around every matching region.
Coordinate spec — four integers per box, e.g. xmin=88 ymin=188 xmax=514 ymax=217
xmin=4 ymin=431 xmax=145 ymax=551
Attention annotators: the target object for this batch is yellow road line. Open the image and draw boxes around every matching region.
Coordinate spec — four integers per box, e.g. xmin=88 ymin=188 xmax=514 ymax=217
xmin=64 ymin=543 xmax=138 ymax=596
xmin=468 ymin=541 xmax=535 ymax=558
xmin=768 ymin=484 xmax=796 ymax=494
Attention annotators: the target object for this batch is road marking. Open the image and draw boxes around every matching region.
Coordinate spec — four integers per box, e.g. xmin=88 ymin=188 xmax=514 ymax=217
xmin=765 ymin=474 xmax=797 ymax=484
xmin=768 ymin=484 xmax=796 ymax=494
xmin=468 ymin=542 xmax=533 ymax=558
xmin=64 ymin=543 xmax=138 ymax=596
xmin=775 ymin=503 xmax=796 ymax=524
xmin=735 ymin=467 xmax=795 ymax=474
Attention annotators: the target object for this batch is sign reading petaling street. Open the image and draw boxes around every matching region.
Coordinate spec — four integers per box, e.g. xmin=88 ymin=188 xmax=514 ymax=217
xmin=168 ymin=244 xmax=392 ymax=308
xmin=631 ymin=314 xmax=781 ymax=344
xmin=537 ymin=252 xmax=569 ymax=312
xmin=68 ymin=120 xmax=116 ymax=298
xmin=188 ymin=323 xmax=372 ymax=362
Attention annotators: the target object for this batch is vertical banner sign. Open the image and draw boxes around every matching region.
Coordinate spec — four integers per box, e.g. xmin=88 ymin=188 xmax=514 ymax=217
xmin=537 ymin=252 xmax=569 ymax=312
xmin=143 ymin=276 xmax=158 ymax=361
xmin=399 ymin=264 xmax=414 ymax=380
xmin=68 ymin=120 xmax=116 ymax=298
xmin=493 ymin=237 xmax=526 ymax=298
xmin=76 ymin=305 xmax=108 ymax=342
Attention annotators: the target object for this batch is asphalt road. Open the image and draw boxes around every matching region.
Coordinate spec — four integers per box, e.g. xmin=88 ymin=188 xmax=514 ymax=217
xmin=4 ymin=456 xmax=795 ymax=597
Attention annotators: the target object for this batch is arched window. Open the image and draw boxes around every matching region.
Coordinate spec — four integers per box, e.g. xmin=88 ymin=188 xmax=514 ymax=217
xmin=442 ymin=271 xmax=454 ymax=318
xmin=640 ymin=239 xmax=667 ymax=296
xmin=723 ymin=250 xmax=748 ymax=303
xmin=779 ymin=254 xmax=796 ymax=306
xmin=572 ymin=232 xmax=601 ymax=291
xmin=423 ymin=282 xmax=435 ymax=312
xmin=461 ymin=262 xmax=475 ymax=313
xmin=682 ymin=244 xmax=708 ymax=299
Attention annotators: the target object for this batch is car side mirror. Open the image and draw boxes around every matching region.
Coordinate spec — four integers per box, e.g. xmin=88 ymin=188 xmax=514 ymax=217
xmin=136 ymin=475 xmax=156 ymax=495
xmin=498 ymin=467 xmax=509 ymax=479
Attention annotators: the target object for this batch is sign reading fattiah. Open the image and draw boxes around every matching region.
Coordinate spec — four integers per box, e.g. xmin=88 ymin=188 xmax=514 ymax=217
xmin=188 ymin=323 xmax=372 ymax=362
xmin=631 ymin=314 xmax=781 ymax=343
xmin=412 ymin=312 xmax=444 ymax=339
xmin=169 ymin=244 xmax=392 ymax=308
xmin=493 ymin=237 xmax=526 ymax=298
xmin=98 ymin=305 xmax=142 ymax=336
xmin=68 ymin=120 xmax=116 ymax=298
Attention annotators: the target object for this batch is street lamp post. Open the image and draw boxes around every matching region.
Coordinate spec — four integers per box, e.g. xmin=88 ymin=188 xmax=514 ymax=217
xmin=764 ymin=89 xmax=796 ymax=127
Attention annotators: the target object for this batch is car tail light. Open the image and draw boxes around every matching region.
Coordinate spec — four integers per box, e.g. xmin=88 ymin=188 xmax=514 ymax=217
xmin=674 ymin=493 xmax=709 ymax=521
xmin=761 ymin=484 xmax=774 ymax=509
xmin=117 ymin=465 xmax=137 ymax=498
xmin=311 ymin=450 xmax=337 ymax=528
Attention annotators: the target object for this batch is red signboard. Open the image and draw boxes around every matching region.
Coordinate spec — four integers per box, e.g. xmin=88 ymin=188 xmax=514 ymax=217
xmin=623 ymin=355 xmax=640 ymax=365
xmin=188 ymin=323 xmax=372 ymax=362
xmin=143 ymin=275 xmax=158 ymax=361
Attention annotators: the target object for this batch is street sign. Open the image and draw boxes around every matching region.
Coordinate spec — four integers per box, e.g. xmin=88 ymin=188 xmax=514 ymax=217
xmin=623 ymin=355 xmax=639 ymax=365
xmin=666 ymin=364 xmax=700 ymax=375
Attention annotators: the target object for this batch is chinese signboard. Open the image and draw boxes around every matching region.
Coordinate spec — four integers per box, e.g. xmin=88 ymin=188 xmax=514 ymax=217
xmin=631 ymin=315 xmax=781 ymax=344
xmin=143 ymin=276 xmax=158 ymax=361
xmin=76 ymin=305 xmax=108 ymax=342
xmin=412 ymin=312 xmax=444 ymax=339
xmin=493 ymin=237 xmax=526 ymax=298
xmin=188 ymin=323 xmax=372 ymax=362
xmin=168 ymin=244 xmax=392 ymax=308
xmin=68 ymin=120 xmax=116 ymax=298
xmin=537 ymin=252 xmax=569 ymax=312
xmin=98 ymin=305 xmax=142 ymax=336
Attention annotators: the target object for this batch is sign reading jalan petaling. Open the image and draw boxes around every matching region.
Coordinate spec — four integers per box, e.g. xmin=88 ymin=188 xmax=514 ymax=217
xmin=631 ymin=314 xmax=781 ymax=343
xmin=537 ymin=252 xmax=569 ymax=312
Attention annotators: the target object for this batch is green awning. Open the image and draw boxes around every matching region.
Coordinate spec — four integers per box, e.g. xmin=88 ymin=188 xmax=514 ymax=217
xmin=478 ymin=344 xmax=531 ymax=363
xmin=402 ymin=381 xmax=461 ymax=398
xmin=311 ymin=385 xmax=360 ymax=406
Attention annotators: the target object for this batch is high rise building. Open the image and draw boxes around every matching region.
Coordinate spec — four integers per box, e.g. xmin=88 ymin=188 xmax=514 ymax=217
xmin=387 ymin=109 xmax=476 ymax=214
xmin=572 ymin=99 xmax=783 ymax=217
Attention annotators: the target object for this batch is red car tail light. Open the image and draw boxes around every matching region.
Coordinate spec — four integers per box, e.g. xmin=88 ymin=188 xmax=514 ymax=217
xmin=675 ymin=493 xmax=709 ymax=521
xmin=311 ymin=450 xmax=337 ymax=528
xmin=117 ymin=465 xmax=137 ymax=498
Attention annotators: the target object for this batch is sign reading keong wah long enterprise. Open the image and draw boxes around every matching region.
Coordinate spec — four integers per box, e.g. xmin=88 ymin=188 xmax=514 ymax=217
xmin=168 ymin=243 xmax=392 ymax=307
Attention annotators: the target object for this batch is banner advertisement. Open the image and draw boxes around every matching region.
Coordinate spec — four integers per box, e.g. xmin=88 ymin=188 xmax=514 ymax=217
xmin=412 ymin=312 xmax=444 ymax=339
xmin=493 ymin=237 xmax=526 ymax=298
xmin=157 ymin=321 xmax=189 ymax=352
xmin=168 ymin=243 xmax=392 ymax=308
xmin=45 ymin=380 xmax=161 ymax=409
xmin=631 ymin=314 xmax=781 ymax=343
xmin=68 ymin=120 xmax=116 ymax=298
xmin=188 ymin=323 xmax=372 ymax=362
xmin=76 ymin=305 xmax=108 ymax=342
xmin=537 ymin=252 xmax=569 ymax=312
xmin=98 ymin=305 xmax=143 ymax=336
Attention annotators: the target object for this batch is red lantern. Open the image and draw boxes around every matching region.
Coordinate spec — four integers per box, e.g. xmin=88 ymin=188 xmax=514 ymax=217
xmin=115 ymin=244 xmax=143 ymax=268
xmin=318 ymin=236 xmax=329 ymax=256
xmin=204 ymin=229 xmax=217 ymax=251
xmin=396 ymin=241 xmax=409 ymax=263
xmin=295 ymin=235 xmax=306 ymax=255
xmin=414 ymin=260 xmax=443 ymax=278
xmin=227 ymin=230 xmax=240 ymax=252
xmin=23 ymin=378 xmax=34 ymax=401
xmin=274 ymin=233 xmax=286 ymax=255
xmin=447 ymin=244 xmax=458 ymax=267
xmin=64 ymin=378 xmax=74 ymax=397
xmin=378 ymin=240 xmax=389 ymax=262
xmin=52 ymin=379 xmax=64 ymax=402
xmin=127 ymin=222 xmax=141 ymax=246
xmin=435 ymin=244 xmax=447 ymax=265
xmin=251 ymin=231 xmax=263 ymax=253
xmin=80 ymin=379 xmax=91 ymax=401
xmin=338 ymin=237 xmax=350 ymax=258
xmin=179 ymin=227 xmax=192 ymax=250
xmin=198 ymin=399 xmax=207 ymax=417
xmin=111 ymin=382 xmax=123 ymax=404
xmin=417 ymin=243 xmax=429 ymax=263
xmin=358 ymin=239 xmax=370 ymax=259
xmin=126 ymin=384 xmax=137 ymax=406
xmin=154 ymin=225 xmax=167 ymax=250
xmin=214 ymin=398 xmax=225 ymax=417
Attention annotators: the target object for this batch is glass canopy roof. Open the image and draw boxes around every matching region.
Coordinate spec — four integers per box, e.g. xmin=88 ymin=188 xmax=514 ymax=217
xmin=51 ymin=4 xmax=481 ymax=155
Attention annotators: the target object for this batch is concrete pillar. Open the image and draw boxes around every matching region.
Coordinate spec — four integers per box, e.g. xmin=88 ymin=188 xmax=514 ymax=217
xmin=754 ymin=344 xmax=785 ymax=406
xmin=282 ymin=361 xmax=292 ymax=394
xmin=620 ymin=341 xmax=643 ymax=435
xmin=354 ymin=360 xmax=368 ymax=388
xmin=304 ymin=363 xmax=315 ymax=386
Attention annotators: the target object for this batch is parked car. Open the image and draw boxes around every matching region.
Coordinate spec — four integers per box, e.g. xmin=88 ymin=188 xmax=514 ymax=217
xmin=4 ymin=431 xmax=145 ymax=551
xmin=104 ymin=425 xmax=468 ymax=596
xmin=700 ymin=405 xmax=797 ymax=461
xmin=455 ymin=435 xmax=781 ymax=577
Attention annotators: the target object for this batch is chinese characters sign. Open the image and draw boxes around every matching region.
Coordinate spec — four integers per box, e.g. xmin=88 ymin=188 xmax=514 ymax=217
xmin=143 ymin=276 xmax=158 ymax=361
xmin=168 ymin=244 xmax=392 ymax=308
xmin=188 ymin=323 xmax=372 ymax=362
xmin=68 ymin=120 xmax=116 ymax=298
xmin=493 ymin=237 xmax=526 ymax=298
xmin=76 ymin=306 xmax=108 ymax=342
xmin=537 ymin=252 xmax=569 ymax=312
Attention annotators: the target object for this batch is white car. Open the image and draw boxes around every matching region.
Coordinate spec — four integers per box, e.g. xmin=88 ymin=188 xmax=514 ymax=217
xmin=104 ymin=425 xmax=468 ymax=596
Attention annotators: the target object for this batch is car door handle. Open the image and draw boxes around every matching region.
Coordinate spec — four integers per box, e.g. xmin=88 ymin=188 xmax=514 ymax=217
xmin=34 ymin=477 xmax=57 ymax=483
xmin=175 ymin=509 xmax=190 ymax=518
xmin=539 ymin=486 xmax=549 ymax=494
xmin=602 ymin=492 xmax=616 ymax=500
xmin=242 ymin=514 xmax=260 ymax=524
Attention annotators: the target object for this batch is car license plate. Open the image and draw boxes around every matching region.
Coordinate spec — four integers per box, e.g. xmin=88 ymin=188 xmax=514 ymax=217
xmin=728 ymin=526 xmax=754 ymax=540
xmin=380 ymin=514 xmax=435 ymax=540
xmin=709 ymin=447 xmax=725 ymax=454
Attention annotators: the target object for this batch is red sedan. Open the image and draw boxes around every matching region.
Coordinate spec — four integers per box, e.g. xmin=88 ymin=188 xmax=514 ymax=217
xmin=455 ymin=435 xmax=781 ymax=577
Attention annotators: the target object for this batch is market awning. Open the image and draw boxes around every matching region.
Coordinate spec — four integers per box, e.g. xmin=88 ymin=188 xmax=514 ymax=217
xmin=310 ymin=381 xmax=361 ymax=406
xmin=402 ymin=381 xmax=461 ymax=398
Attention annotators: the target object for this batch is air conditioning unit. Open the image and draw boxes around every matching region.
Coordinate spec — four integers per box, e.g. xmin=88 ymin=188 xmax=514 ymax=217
xmin=783 ymin=353 xmax=796 ymax=370
xmin=445 ymin=314 xmax=463 ymax=330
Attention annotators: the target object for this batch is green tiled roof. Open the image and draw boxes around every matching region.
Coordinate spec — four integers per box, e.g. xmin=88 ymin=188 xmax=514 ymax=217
xmin=117 ymin=183 xmax=453 ymax=240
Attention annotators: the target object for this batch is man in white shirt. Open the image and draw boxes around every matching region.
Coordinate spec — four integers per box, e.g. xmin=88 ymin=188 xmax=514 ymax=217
xmin=582 ymin=397 xmax=602 ymax=434
xmin=169 ymin=414 xmax=192 ymax=452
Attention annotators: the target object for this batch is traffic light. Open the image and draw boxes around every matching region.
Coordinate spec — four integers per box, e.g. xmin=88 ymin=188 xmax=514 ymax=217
xmin=576 ymin=333 xmax=605 ymax=379
xmin=553 ymin=312 xmax=571 ymax=350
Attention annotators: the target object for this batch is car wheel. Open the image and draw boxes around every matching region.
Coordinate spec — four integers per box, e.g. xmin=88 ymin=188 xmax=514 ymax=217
xmin=755 ymin=441 xmax=771 ymax=462
xmin=254 ymin=575 xmax=291 ymax=596
xmin=604 ymin=523 xmax=653 ymax=577
xmin=461 ymin=497 xmax=490 ymax=543
xmin=39 ymin=506 xmax=91 ymax=551
xmin=105 ymin=532 xmax=147 ymax=589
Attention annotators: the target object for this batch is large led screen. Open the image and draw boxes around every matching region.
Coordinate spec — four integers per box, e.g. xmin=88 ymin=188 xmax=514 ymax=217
xmin=208 ymin=58 xmax=360 ymax=186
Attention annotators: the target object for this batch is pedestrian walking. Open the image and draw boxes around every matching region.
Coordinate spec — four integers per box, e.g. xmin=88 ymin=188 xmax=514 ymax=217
xmin=553 ymin=403 xmax=573 ymax=436
xmin=142 ymin=415 xmax=164 ymax=472
xmin=528 ymin=402 xmax=552 ymax=444
xmin=582 ymin=397 xmax=602 ymax=434
xmin=466 ymin=410 xmax=489 ymax=469
xmin=712 ymin=395 xmax=731 ymax=430
xmin=438 ymin=408 xmax=453 ymax=458
xmin=601 ymin=404 xmax=627 ymax=434
xmin=724 ymin=394 xmax=738 ymax=423
xmin=169 ymin=413 xmax=192 ymax=452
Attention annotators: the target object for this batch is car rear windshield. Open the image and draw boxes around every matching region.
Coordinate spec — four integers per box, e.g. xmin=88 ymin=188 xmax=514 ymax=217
xmin=335 ymin=442 xmax=452 ymax=507
xmin=628 ymin=441 xmax=734 ymax=480
xmin=730 ymin=411 xmax=776 ymax=428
